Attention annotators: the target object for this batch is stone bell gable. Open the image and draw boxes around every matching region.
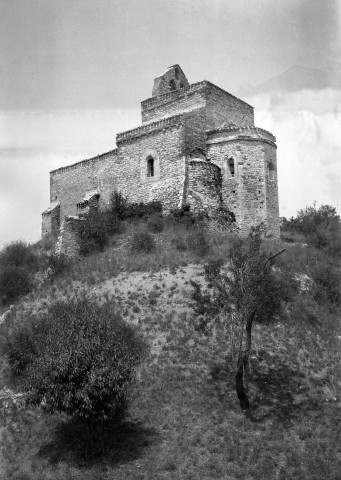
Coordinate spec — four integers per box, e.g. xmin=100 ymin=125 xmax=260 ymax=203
xmin=42 ymin=65 xmax=280 ymax=240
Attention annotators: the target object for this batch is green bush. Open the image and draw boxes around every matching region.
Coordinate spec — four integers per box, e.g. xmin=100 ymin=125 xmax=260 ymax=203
xmin=147 ymin=214 xmax=164 ymax=233
xmin=0 ymin=267 xmax=32 ymax=305
xmin=130 ymin=231 xmax=156 ymax=253
xmin=3 ymin=298 xmax=147 ymax=426
xmin=186 ymin=231 xmax=210 ymax=257
xmin=0 ymin=240 xmax=38 ymax=271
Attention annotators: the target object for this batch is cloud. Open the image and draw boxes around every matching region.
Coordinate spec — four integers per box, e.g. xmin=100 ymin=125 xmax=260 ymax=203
xmin=0 ymin=109 xmax=140 ymax=247
xmin=252 ymin=89 xmax=341 ymax=218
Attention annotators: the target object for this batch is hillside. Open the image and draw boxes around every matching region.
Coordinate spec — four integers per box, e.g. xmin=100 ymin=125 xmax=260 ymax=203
xmin=0 ymin=223 xmax=340 ymax=480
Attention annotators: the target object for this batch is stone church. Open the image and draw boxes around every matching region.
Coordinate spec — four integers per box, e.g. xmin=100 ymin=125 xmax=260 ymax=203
xmin=42 ymin=65 xmax=280 ymax=237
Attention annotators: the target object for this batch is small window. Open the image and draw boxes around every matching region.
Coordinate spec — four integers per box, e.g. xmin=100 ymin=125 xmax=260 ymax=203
xmin=169 ymin=79 xmax=176 ymax=91
xmin=228 ymin=157 xmax=235 ymax=177
xmin=147 ymin=156 xmax=154 ymax=177
xmin=174 ymin=67 xmax=180 ymax=80
xmin=180 ymin=82 xmax=184 ymax=89
xmin=268 ymin=161 xmax=275 ymax=180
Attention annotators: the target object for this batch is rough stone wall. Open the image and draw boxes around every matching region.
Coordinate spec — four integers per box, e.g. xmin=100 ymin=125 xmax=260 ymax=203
xmin=205 ymin=84 xmax=254 ymax=128
xmin=186 ymin=160 xmax=223 ymax=216
xmin=115 ymin=122 xmax=187 ymax=212
xmin=141 ymin=83 xmax=207 ymax=124
xmin=55 ymin=217 xmax=80 ymax=257
xmin=141 ymin=81 xmax=254 ymax=129
xmin=207 ymin=127 xmax=279 ymax=236
xmin=183 ymin=109 xmax=207 ymax=153
xmin=50 ymin=150 xmax=118 ymax=221
xmin=152 ymin=65 xmax=190 ymax=96
xmin=263 ymin=143 xmax=280 ymax=237
xmin=41 ymin=203 xmax=60 ymax=237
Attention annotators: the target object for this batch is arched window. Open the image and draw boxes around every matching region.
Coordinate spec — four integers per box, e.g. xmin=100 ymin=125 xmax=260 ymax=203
xmin=268 ymin=161 xmax=275 ymax=180
xmin=169 ymin=79 xmax=176 ymax=91
xmin=147 ymin=156 xmax=154 ymax=177
xmin=180 ymin=82 xmax=184 ymax=89
xmin=174 ymin=67 xmax=180 ymax=80
xmin=228 ymin=157 xmax=235 ymax=177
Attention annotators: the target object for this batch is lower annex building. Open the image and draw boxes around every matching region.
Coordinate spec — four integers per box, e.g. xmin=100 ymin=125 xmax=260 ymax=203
xmin=42 ymin=65 xmax=280 ymax=238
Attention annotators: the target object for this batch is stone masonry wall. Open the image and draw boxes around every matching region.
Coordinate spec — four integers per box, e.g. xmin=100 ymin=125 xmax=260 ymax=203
xmin=141 ymin=83 xmax=207 ymax=124
xmin=50 ymin=150 xmax=118 ymax=222
xmin=207 ymin=129 xmax=279 ymax=236
xmin=115 ymin=122 xmax=187 ymax=212
xmin=141 ymin=81 xmax=254 ymax=129
xmin=264 ymin=143 xmax=280 ymax=237
xmin=41 ymin=204 xmax=60 ymax=237
xmin=186 ymin=160 xmax=223 ymax=216
xmin=205 ymin=84 xmax=254 ymax=129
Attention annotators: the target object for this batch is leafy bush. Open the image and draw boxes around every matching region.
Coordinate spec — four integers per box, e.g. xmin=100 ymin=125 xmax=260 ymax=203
xmin=75 ymin=211 xmax=109 ymax=255
xmin=0 ymin=240 xmax=38 ymax=271
xmin=186 ymin=231 xmax=210 ymax=257
xmin=171 ymin=234 xmax=188 ymax=251
xmin=147 ymin=214 xmax=164 ymax=233
xmin=310 ymin=263 xmax=341 ymax=307
xmin=281 ymin=203 xmax=340 ymax=255
xmin=46 ymin=253 xmax=70 ymax=277
xmin=130 ymin=231 xmax=156 ymax=253
xmin=3 ymin=298 xmax=147 ymax=427
xmin=0 ymin=267 xmax=32 ymax=305
xmin=110 ymin=191 xmax=162 ymax=221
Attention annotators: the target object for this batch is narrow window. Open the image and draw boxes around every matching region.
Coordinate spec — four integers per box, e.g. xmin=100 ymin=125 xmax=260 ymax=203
xmin=147 ymin=156 xmax=154 ymax=177
xmin=228 ymin=157 xmax=235 ymax=177
xmin=169 ymin=79 xmax=176 ymax=91
xmin=268 ymin=161 xmax=275 ymax=180
xmin=174 ymin=67 xmax=180 ymax=80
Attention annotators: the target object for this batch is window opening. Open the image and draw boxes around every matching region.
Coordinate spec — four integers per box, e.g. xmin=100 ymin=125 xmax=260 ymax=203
xmin=174 ymin=67 xmax=180 ymax=80
xmin=228 ymin=157 xmax=235 ymax=177
xmin=169 ymin=79 xmax=176 ymax=91
xmin=147 ymin=156 xmax=154 ymax=177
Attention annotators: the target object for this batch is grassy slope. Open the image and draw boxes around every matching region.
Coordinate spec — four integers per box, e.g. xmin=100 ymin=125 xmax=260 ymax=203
xmin=0 ymin=230 xmax=340 ymax=480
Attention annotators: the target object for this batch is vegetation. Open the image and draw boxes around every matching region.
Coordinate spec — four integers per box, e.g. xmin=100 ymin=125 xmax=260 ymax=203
xmin=281 ymin=202 xmax=341 ymax=255
xmin=0 ymin=201 xmax=340 ymax=479
xmin=0 ymin=240 xmax=38 ymax=305
xmin=191 ymin=225 xmax=292 ymax=409
xmin=2 ymin=298 xmax=147 ymax=445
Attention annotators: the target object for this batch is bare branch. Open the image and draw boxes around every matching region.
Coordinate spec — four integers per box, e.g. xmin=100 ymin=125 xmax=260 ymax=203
xmin=263 ymin=248 xmax=286 ymax=270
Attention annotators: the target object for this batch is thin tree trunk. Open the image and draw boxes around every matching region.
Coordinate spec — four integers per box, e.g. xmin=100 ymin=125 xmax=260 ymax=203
xmin=235 ymin=312 xmax=255 ymax=410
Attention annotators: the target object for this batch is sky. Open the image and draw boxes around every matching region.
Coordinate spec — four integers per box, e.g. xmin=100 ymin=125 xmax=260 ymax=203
xmin=1 ymin=0 xmax=341 ymax=247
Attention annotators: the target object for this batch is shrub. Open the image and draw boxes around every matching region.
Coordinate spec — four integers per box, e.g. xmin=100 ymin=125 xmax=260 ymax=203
xmin=46 ymin=253 xmax=70 ymax=277
xmin=186 ymin=231 xmax=210 ymax=257
xmin=5 ymin=298 xmax=147 ymax=426
xmin=110 ymin=191 xmax=162 ymax=221
xmin=147 ymin=214 xmax=164 ymax=233
xmin=171 ymin=235 xmax=187 ymax=251
xmin=130 ymin=231 xmax=156 ymax=253
xmin=310 ymin=263 xmax=341 ymax=307
xmin=0 ymin=240 xmax=38 ymax=271
xmin=75 ymin=211 xmax=109 ymax=256
xmin=281 ymin=203 xmax=340 ymax=254
xmin=0 ymin=267 xmax=32 ymax=305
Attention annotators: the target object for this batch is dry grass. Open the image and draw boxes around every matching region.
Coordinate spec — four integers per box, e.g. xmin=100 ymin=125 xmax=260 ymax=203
xmin=0 ymin=228 xmax=340 ymax=480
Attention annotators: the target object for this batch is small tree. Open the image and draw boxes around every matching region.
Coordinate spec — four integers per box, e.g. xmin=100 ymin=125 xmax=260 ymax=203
xmin=12 ymin=298 xmax=147 ymax=439
xmin=191 ymin=225 xmax=289 ymax=410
